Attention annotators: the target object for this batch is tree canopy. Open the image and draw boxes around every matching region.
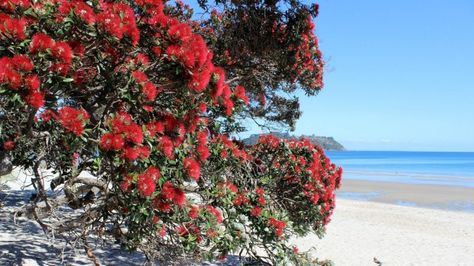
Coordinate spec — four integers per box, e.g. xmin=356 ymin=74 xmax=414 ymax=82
xmin=0 ymin=0 xmax=340 ymax=265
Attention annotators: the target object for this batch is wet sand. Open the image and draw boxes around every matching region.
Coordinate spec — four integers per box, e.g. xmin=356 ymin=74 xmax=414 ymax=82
xmin=290 ymin=179 xmax=474 ymax=265
xmin=338 ymin=179 xmax=474 ymax=212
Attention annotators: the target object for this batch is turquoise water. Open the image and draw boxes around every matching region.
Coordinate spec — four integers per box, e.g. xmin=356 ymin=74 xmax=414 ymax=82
xmin=326 ymin=151 xmax=474 ymax=188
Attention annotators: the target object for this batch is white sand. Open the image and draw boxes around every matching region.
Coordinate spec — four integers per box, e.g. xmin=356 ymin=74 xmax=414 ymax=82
xmin=3 ymin=171 xmax=474 ymax=265
xmin=294 ymin=199 xmax=474 ymax=265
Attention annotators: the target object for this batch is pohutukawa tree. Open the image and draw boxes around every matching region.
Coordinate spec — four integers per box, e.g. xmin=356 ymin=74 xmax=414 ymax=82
xmin=0 ymin=0 xmax=342 ymax=265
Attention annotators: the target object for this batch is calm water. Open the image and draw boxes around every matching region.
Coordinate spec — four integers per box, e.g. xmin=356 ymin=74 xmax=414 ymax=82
xmin=326 ymin=151 xmax=474 ymax=188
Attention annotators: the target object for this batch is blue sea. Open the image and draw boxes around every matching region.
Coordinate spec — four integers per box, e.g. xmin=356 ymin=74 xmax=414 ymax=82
xmin=326 ymin=151 xmax=474 ymax=188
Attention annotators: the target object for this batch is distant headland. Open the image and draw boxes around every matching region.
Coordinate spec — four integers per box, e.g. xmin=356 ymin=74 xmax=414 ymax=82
xmin=242 ymin=132 xmax=346 ymax=151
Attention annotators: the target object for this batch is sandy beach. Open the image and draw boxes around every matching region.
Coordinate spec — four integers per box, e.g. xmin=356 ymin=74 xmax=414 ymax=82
xmin=2 ymin=171 xmax=474 ymax=265
xmin=297 ymin=198 xmax=474 ymax=265
xmin=293 ymin=178 xmax=474 ymax=265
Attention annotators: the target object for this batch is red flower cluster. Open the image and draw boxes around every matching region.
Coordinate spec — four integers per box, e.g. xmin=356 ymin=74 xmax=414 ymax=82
xmin=121 ymin=146 xmax=150 ymax=161
xmin=188 ymin=205 xmax=200 ymax=220
xmin=0 ymin=55 xmax=44 ymax=108
xmin=158 ymin=136 xmax=174 ymax=159
xmin=140 ymin=6 xmax=248 ymax=117
xmin=212 ymin=135 xmax=251 ymax=162
xmin=57 ymin=0 xmax=96 ymax=25
xmin=58 ymin=107 xmax=89 ymax=136
xmin=159 ymin=181 xmax=186 ymax=207
xmin=0 ymin=13 xmax=27 ymax=40
xmin=165 ymin=23 xmax=213 ymax=92
xmin=137 ymin=166 xmax=160 ymax=197
xmin=99 ymin=133 xmax=125 ymax=151
xmin=253 ymin=135 xmax=343 ymax=227
xmin=132 ymin=70 xmax=158 ymax=101
xmin=290 ymin=16 xmax=324 ymax=89
xmin=233 ymin=193 xmax=249 ymax=206
xmin=175 ymin=223 xmax=202 ymax=242
xmin=205 ymin=205 xmax=223 ymax=224
xmin=183 ymin=157 xmax=201 ymax=181
xmin=96 ymin=2 xmax=140 ymax=46
xmin=268 ymin=217 xmax=286 ymax=237
xmin=30 ymin=33 xmax=74 ymax=75
xmin=195 ymin=130 xmax=210 ymax=161
xmin=151 ymin=181 xmax=187 ymax=213
xmin=2 ymin=140 xmax=15 ymax=151
xmin=120 ymin=175 xmax=134 ymax=192
xmin=234 ymin=85 xmax=250 ymax=105
xmin=250 ymin=207 xmax=262 ymax=217
xmin=100 ymin=112 xmax=144 ymax=151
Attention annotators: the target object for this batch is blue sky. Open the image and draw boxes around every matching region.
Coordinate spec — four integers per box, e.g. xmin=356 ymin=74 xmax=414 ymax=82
xmin=293 ymin=0 xmax=474 ymax=151
xmin=190 ymin=1 xmax=474 ymax=151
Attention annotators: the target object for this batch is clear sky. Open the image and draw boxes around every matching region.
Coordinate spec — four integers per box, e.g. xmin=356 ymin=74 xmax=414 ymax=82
xmin=293 ymin=0 xmax=474 ymax=151
xmin=190 ymin=1 xmax=474 ymax=151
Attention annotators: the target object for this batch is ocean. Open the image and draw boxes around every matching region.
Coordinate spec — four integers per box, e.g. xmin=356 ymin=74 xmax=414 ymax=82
xmin=326 ymin=151 xmax=474 ymax=188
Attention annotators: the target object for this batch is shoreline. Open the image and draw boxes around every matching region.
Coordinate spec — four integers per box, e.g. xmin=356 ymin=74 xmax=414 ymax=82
xmin=338 ymin=178 xmax=474 ymax=213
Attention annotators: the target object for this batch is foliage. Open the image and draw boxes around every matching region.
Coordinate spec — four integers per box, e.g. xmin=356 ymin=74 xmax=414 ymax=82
xmin=0 ymin=0 xmax=341 ymax=264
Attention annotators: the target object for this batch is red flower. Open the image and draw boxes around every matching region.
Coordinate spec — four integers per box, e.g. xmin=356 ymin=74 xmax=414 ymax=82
xmin=24 ymin=91 xmax=44 ymax=109
xmin=175 ymin=225 xmax=189 ymax=237
xmin=52 ymin=42 xmax=73 ymax=64
xmin=144 ymin=166 xmax=161 ymax=182
xmin=188 ymin=205 xmax=200 ymax=219
xmin=160 ymin=181 xmax=186 ymax=207
xmin=0 ymin=15 xmax=26 ymax=40
xmin=132 ymin=70 xmax=148 ymax=83
xmin=25 ymin=75 xmax=40 ymax=91
xmin=0 ymin=67 xmax=21 ymax=90
xmin=250 ymin=207 xmax=262 ymax=217
xmin=3 ymin=140 xmax=15 ymax=151
xmin=122 ymin=147 xmax=140 ymax=161
xmin=160 ymin=181 xmax=175 ymax=201
xmin=146 ymin=121 xmax=164 ymax=137
xmin=142 ymin=82 xmax=158 ymax=101
xmin=183 ymin=157 xmax=200 ymax=181
xmin=121 ymin=123 xmax=143 ymax=144
xmin=158 ymin=136 xmax=174 ymax=159
xmin=188 ymin=69 xmax=211 ymax=92
xmin=153 ymin=198 xmax=172 ymax=213
xmin=233 ymin=193 xmax=249 ymax=206
xmin=58 ymin=107 xmax=89 ymax=136
xmin=222 ymin=98 xmax=234 ymax=116
xmin=196 ymin=145 xmax=210 ymax=161
xmin=234 ymin=85 xmax=249 ymax=105
xmin=59 ymin=1 xmax=96 ymax=25
xmin=226 ymin=182 xmax=238 ymax=193
xmin=120 ymin=175 xmax=134 ymax=192
xmin=135 ymin=53 xmax=150 ymax=66
xmin=158 ymin=226 xmax=166 ymax=237
xmin=199 ymin=102 xmax=207 ymax=113
xmin=100 ymin=133 xmax=125 ymax=151
xmin=268 ymin=218 xmax=286 ymax=237
xmin=30 ymin=33 xmax=55 ymax=53
xmin=220 ymin=150 xmax=228 ymax=159
xmin=137 ymin=169 xmax=157 ymax=197
xmin=206 ymin=205 xmax=223 ymax=223
xmin=121 ymin=146 xmax=150 ymax=161
xmin=12 ymin=55 xmax=33 ymax=72
xmin=173 ymin=188 xmax=186 ymax=207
